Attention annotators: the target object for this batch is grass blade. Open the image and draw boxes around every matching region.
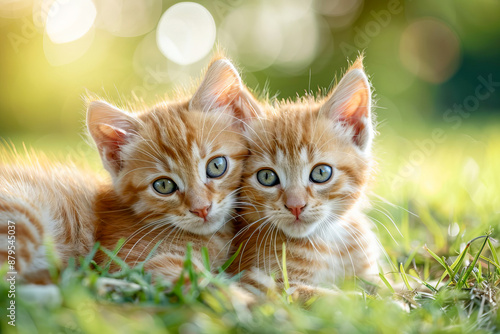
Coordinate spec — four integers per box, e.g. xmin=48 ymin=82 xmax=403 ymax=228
xmin=282 ymin=242 xmax=292 ymax=303
xmin=424 ymin=245 xmax=446 ymax=268
xmin=488 ymin=238 xmax=500 ymax=273
xmin=480 ymin=255 xmax=500 ymax=270
xmin=457 ymin=236 xmax=489 ymax=289
xmin=379 ymin=273 xmax=395 ymax=294
xmin=403 ymin=247 xmax=419 ymax=271
xmin=81 ymin=242 xmax=100 ymax=268
xmin=435 ymin=241 xmax=471 ymax=287
xmin=424 ymin=245 xmax=454 ymax=286
xmin=135 ymin=240 xmax=164 ymax=273
xmin=142 ymin=240 xmax=163 ymax=264
xmin=450 ymin=243 xmax=470 ymax=278
xmin=441 ymin=256 xmax=455 ymax=283
xmin=219 ymin=243 xmax=242 ymax=273
xmin=399 ymin=263 xmax=413 ymax=291
xmin=201 ymin=247 xmax=211 ymax=272
xmin=103 ymin=238 xmax=126 ymax=270
xmin=185 ymin=243 xmax=198 ymax=291
xmin=407 ymin=274 xmax=438 ymax=293
xmin=100 ymin=245 xmax=129 ymax=271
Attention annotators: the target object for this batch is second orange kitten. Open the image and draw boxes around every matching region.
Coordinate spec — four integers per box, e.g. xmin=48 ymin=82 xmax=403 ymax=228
xmin=229 ymin=57 xmax=380 ymax=301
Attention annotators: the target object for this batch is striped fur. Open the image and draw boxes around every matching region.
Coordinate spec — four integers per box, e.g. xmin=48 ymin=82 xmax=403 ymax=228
xmin=0 ymin=151 xmax=100 ymax=283
xmin=229 ymin=57 xmax=380 ymax=300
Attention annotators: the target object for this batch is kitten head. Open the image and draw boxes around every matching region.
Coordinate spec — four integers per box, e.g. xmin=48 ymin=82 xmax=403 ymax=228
xmin=87 ymin=58 xmax=261 ymax=235
xmin=241 ymin=58 xmax=374 ymax=239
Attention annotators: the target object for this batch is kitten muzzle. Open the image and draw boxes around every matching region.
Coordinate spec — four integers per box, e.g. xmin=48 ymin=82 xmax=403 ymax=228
xmin=285 ymin=204 xmax=306 ymax=220
xmin=189 ymin=203 xmax=212 ymax=222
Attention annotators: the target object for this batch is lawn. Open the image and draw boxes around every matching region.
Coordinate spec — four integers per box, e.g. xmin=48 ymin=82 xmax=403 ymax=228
xmin=2 ymin=119 xmax=500 ymax=334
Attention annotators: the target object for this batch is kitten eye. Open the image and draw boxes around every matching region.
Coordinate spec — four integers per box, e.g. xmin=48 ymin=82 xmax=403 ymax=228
xmin=152 ymin=178 xmax=177 ymax=195
xmin=257 ymin=169 xmax=280 ymax=187
xmin=206 ymin=156 xmax=227 ymax=178
xmin=310 ymin=164 xmax=333 ymax=183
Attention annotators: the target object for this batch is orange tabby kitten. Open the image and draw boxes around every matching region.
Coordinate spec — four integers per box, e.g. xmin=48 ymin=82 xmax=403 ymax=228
xmin=0 ymin=58 xmax=261 ymax=283
xmin=229 ymin=57 xmax=380 ymax=300
xmin=92 ymin=58 xmax=261 ymax=280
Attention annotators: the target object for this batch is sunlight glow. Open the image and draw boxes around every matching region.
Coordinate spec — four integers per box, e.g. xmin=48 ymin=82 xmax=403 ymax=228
xmin=156 ymin=2 xmax=216 ymax=65
xmin=45 ymin=0 xmax=96 ymax=44
xmin=0 ymin=0 xmax=32 ymax=18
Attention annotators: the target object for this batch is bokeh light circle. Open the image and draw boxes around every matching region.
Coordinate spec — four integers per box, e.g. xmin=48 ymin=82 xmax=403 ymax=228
xmin=399 ymin=18 xmax=461 ymax=84
xmin=315 ymin=0 xmax=363 ymax=29
xmin=156 ymin=2 xmax=216 ymax=66
xmin=219 ymin=1 xmax=320 ymax=73
xmin=45 ymin=0 xmax=96 ymax=44
xmin=94 ymin=0 xmax=162 ymax=38
xmin=219 ymin=5 xmax=283 ymax=71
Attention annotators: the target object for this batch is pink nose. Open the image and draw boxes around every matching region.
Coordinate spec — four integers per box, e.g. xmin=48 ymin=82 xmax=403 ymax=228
xmin=285 ymin=204 xmax=306 ymax=219
xmin=190 ymin=204 xmax=211 ymax=221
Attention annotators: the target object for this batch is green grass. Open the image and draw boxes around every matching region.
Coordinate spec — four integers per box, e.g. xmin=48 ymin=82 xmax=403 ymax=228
xmin=2 ymin=120 xmax=500 ymax=333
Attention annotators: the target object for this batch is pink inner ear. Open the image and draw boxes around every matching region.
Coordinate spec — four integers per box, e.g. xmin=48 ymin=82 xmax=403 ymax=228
xmin=100 ymin=123 xmax=127 ymax=140
xmin=339 ymin=115 xmax=365 ymax=144
xmin=337 ymin=90 xmax=369 ymax=145
xmin=215 ymin=83 xmax=240 ymax=109
xmin=209 ymin=63 xmax=242 ymax=110
xmin=98 ymin=124 xmax=129 ymax=169
xmin=103 ymin=142 xmax=121 ymax=169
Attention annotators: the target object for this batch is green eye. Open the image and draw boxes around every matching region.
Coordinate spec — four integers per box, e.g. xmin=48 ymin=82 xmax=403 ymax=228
xmin=257 ymin=169 xmax=280 ymax=187
xmin=310 ymin=164 xmax=333 ymax=183
xmin=152 ymin=178 xmax=177 ymax=195
xmin=207 ymin=156 xmax=227 ymax=178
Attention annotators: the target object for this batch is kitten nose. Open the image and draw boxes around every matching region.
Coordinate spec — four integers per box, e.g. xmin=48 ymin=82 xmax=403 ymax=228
xmin=190 ymin=204 xmax=212 ymax=221
xmin=285 ymin=204 xmax=306 ymax=219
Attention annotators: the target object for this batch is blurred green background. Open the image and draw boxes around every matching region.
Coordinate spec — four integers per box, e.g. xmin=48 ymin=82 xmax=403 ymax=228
xmin=1 ymin=0 xmax=499 ymax=137
xmin=0 ymin=0 xmax=499 ymax=253
xmin=2 ymin=3 xmax=500 ymax=332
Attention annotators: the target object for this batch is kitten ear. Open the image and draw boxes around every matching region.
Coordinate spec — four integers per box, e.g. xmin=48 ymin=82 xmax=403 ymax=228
xmin=320 ymin=57 xmax=373 ymax=152
xmin=87 ymin=101 xmax=138 ymax=177
xmin=190 ymin=58 xmax=262 ymax=125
